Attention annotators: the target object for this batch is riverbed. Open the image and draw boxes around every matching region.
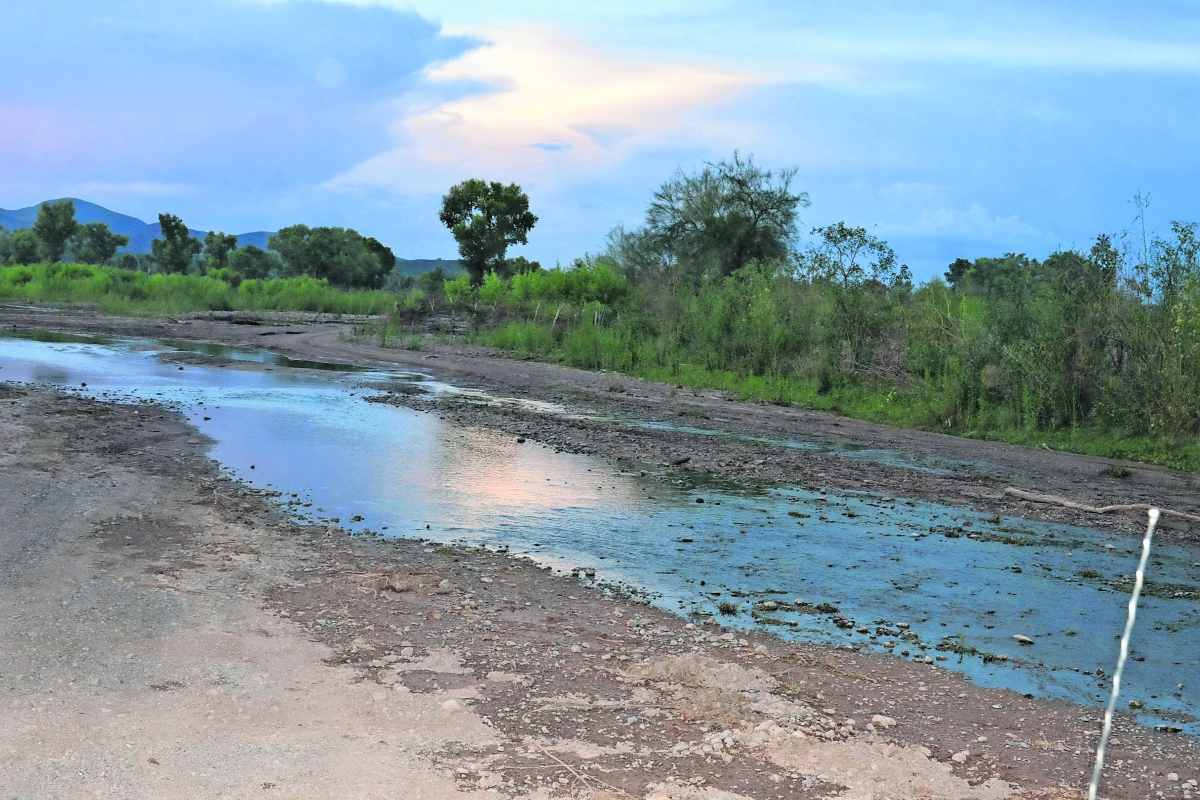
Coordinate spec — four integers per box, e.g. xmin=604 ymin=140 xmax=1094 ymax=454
xmin=2 ymin=330 xmax=1197 ymax=736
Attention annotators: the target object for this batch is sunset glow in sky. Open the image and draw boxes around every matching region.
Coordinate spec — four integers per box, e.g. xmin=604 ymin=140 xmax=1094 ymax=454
xmin=3 ymin=0 xmax=1199 ymax=276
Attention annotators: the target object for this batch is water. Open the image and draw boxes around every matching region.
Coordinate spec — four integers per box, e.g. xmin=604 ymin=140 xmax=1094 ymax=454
xmin=3 ymin=332 xmax=1198 ymax=734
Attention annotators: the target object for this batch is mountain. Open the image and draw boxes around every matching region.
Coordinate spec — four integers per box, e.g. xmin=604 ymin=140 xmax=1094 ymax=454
xmin=0 ymin=198 xmax=274 ymax=255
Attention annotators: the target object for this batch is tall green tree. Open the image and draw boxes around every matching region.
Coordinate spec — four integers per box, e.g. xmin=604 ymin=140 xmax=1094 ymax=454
xmin=72 ymin=222 xmax=130 ymax=265
xmin=438 ymin=180 xmax=537 ymax=285
xmin=151 ymin=214 xmax=202 ymax=274
xmin=268 ymin=225 xmax=391 ymax=288
xmin=645 ymin=152 xmax=808 ymax=282
xmin=227 ymin=245 xmax=280 ymax=280
xmin=202 ymin=231 xmax=239 ymax=273
xmin=32 ymin=199 xmax=81 ymax=263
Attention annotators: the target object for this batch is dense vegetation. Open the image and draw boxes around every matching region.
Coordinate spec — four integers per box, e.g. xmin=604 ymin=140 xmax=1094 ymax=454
xmin=0 ymin=262 xmax=398 ymax=315
xmin=4 ymin=165 xmax=1200 ymax=471
xmin=386 ymin=161 xmax=1200 ymax=471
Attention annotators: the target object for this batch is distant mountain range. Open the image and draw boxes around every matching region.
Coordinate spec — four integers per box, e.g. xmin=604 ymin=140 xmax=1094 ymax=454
xmin=0 ymin=199 xmax=272 ymax=254
xmin=0 ymin=198 xmax=458 ymax=274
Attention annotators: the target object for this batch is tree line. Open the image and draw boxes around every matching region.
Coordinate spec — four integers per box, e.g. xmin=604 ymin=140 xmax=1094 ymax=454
xmin=423 ymin=157 xmax=1200 ymax=462
xmin=0 ymin=200 xmax=399 ymax=289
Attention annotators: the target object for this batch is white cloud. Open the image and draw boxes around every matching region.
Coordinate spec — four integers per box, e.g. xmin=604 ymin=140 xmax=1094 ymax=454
xmin=326 ymin=24 xmax=765 ymax=193
xmin=878 ymin=203 xmax=1046 ymax=242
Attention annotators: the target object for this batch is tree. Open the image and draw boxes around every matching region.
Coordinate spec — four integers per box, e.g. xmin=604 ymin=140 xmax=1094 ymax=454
xmin=32 ymin=199 xmax=81 ymax=263
xmin=798 ymin=222 xmax=903 ymax=289
xmin=72 ymin=222 xmax=130 ymax=264
xmin=438 ymin=179 xmax=537 ymax=285
xmin=9 ymin=230 xmax=41 ymax=265
xmin=268 ymin=225 xmax=389 ymax=288
xmin=644 ymin=152 xmax=808 ymax=281
xmin=202 ymin=231 xmax=239 ymax=273
xmin=227 ymin=245 xmax=280 ymax=280
xmin=151 ymin=213 xmax=203 ymax=274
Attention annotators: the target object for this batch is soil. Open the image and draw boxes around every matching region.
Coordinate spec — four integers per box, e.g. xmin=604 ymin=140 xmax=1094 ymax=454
xmin=2 ymin=305 xmax=1199 ymax=799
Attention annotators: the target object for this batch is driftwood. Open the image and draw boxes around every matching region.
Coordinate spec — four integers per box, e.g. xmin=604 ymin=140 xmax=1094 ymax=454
xmin=1003 ymin=487 xmax=1200 ymax=523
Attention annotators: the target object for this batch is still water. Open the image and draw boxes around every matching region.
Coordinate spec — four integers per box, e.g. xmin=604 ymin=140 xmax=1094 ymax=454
xmin=2 ymin=332 xmax=1198 ymax=734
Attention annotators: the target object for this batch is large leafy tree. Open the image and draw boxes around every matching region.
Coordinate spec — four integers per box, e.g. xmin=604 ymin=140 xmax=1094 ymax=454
xmin=227 ymin=245 xmax=281 ymax=280
xmin=32 ymin=199 xmax=81 ymax=263
xmin=646 ymin=152 xmax=808 ymax=281
xmin=438 ymin=180 xmax=537 ymax=285
xmin=268 ymin=225 xmax=392 ymax=288
xmin=202 ymin=231 xmax=239 ymax=273
xmin=151 ymin=213 xmax=203 ymax=274
xmin=72 ymin=222 xmax=130 ymax=265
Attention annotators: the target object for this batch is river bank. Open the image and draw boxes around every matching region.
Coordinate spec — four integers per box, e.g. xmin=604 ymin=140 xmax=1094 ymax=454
xmin=2 ymin=305 xmax=1197 ymax=546
xmin=2 ymin=317 xmax=1198 ymax=797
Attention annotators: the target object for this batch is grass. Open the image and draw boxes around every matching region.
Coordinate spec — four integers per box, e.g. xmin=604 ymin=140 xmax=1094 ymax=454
xmin=461 ymin=317 xmax=1200 ymax=473
xmin=0 ymin=263 xmax=399 ymax=316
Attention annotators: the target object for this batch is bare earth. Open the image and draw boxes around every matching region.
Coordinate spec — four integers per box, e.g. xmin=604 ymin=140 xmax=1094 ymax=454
xmin=2 ymin=306 xmax=1198 ymax=799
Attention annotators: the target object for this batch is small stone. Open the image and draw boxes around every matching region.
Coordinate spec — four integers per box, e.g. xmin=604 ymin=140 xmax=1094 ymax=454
xmin=1167 ymin=773 xmax=1179 ymax=782
xmin=571 ymin=645 xmax=581 ymax=653
xmin=870 ymin=715 xmax=896 ymax=728
xmin=976 ymin=736 xmax=988 ymax=742
xmin=952 ymin=750 xmax=969 ymax=763
xmin=400 ymin=647 xmax=414 ymax=657
xmin=372 ymin=691 xmax=387 ymax=701
xmin=1012 ymin=634 xmax=1035 ymax=645
xmin=442 ymin=699 xmax=463 ymax=712
xmin=721 ymin=633 xmax=735 ymax=641
xmin=439 ymin=579 xmax=455 ymax=589
xmin=754 ymin=644 xmax=769 ymax=655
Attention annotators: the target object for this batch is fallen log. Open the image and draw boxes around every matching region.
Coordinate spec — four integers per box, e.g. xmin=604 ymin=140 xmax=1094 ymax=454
xmin=1003 ymin=487 xmax=1200 ymax=523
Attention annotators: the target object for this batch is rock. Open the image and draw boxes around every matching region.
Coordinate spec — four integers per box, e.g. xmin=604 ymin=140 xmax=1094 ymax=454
xmin=720 ymin=632 xmax=735 ymax=641
xmin=1167 ymin=773 xmax=1179 ymax=782
xmin=442 ymin=699 xmax=463 ymax=712
xmin=438 ymin=579 xmax=455 ymax=589
xmin=571 ymin=645 xmax=580 ymax=653
xmin=1129 ymin=698 xmax=1145 ymax=709
xmin=1012 ymin=634 xmax=1035 ymax=645
xmin=754 ymin=644 xmax=769 ymax=655
xmin=951 ymin=750 xmax=969 ymax=763
xmin=400 ymin=646 xmax=414 ymax=657
xmin=871 ymin=715 xmax=897 ymax=728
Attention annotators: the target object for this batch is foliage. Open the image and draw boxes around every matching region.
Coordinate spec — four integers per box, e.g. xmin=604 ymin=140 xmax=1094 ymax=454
xmin=268 ymin=224 xmax=392 ymax=288
xmin=151 ymin=213 xmax=202 ymax=274
xmin=605 ymin=152 xmax=809 ymax=283
xmin=439 ymin=179 xmax=537 ymax=285
xmin=202 ymin=231 xmax=239 ymax=273
xmin=32 ymin=200 xmax=81 ymax=263
xmin=0 ymin=262 xmax=400 ymax=315
xmin=226 ymin=244 xmax=281 ymax=280
xmin=0 ymin=229 xmax=42 ymax=265
xmin=72 ymin=222 xmax=130 ymax=265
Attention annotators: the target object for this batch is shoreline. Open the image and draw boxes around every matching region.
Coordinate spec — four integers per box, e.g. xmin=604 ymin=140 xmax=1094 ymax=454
xmin=1 ymin=310 xmax=1199 ymax=798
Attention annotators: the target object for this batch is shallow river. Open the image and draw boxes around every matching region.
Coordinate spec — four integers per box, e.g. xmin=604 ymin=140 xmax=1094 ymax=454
xmin=3 ymin=331 xmax=1198 ymax=735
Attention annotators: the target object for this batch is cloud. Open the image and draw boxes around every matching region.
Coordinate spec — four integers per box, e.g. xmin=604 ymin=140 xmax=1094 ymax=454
xmin=878 ymin=204 xmax=1046 ymax=242
xmin=327 ymin=24 xmax=764 ymax=193
xmin=0 ymin=0 xmax=472 ymax=207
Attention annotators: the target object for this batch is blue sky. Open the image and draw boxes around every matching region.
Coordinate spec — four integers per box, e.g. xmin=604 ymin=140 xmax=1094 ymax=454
xmin=2 ymin=0 xmax=1198 ymax=278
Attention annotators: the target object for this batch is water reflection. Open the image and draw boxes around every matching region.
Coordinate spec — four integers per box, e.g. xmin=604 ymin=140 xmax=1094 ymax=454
xmin=2 ymin=332 xmax=1198 ymax=734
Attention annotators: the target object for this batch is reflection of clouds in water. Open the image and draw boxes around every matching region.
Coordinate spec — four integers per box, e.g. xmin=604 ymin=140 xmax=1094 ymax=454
xmin=427 ymin=424 xmax=641 ymax=513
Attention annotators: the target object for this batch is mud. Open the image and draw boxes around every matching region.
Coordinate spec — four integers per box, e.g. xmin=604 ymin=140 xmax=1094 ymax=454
xmin=2 ymin=306 xmax=1199 ymax=799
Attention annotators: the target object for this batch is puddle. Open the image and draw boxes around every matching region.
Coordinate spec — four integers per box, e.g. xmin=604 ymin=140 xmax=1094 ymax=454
xmin=161 ymin=340 xmax=369 ymax=372
xmin=3 ymin=332 xmax=1198 ymax=735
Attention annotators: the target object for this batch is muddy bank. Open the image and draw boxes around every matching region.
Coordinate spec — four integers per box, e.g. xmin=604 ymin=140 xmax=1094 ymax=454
xmin=3 ymin=305 xmax=1197 ymax=547
xmin=2 ymin=384 xmax=1198 ymax=797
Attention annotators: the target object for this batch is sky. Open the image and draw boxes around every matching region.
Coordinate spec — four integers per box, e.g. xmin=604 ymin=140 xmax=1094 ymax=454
xmin=2 ymin=0 xmax=1198 ymax=278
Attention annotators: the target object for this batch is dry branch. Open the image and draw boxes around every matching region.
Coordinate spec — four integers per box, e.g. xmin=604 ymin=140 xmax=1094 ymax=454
xmin=1003 ymin=488 xmax=1200 ymax=523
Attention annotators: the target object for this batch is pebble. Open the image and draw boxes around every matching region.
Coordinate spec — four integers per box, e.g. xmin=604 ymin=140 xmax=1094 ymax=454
xmin=952 ymin=750 xmax=969 ymax=763
xmin=870 ymin=715 xmax=896 ymax=728
xmin=442 ymin=699 xmax=463 ymax=712
xmin=1167 ymin=773 xmax=1179 ymax=781
xmin=1012 ymin=634 xmax=1035 ymax=645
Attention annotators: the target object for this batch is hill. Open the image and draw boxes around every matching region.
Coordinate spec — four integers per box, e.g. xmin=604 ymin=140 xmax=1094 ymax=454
xmin=0 ymin=200 xmax=450 ymax=273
